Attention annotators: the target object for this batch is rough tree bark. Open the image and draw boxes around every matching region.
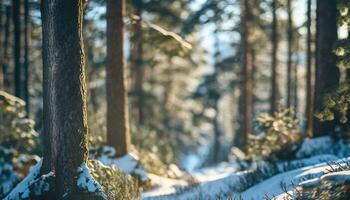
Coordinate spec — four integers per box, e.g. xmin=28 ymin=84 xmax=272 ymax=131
xmin=305 ymin=0 xmax=313 ymax=137
xmin=313 ymin=0 xmax=339 ymax=137
xmin=106 ymin=0 xmax=130 ymax=157
xmin=12 ymin=0 xmax=22 ymax=98
xmin=41 ymin=0 xmax=103 ymax=198
xmin=270 ymin=0 xmax=278 ymax=113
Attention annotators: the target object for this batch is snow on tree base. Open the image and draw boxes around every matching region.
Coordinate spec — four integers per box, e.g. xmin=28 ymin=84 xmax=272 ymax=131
xmin=93 ymin=146 xmax=149 ymax=182
xmin=4 ymin=159 xmax=107 ymax=200
xmin=4 ymin=160 xmax=52 ymax=200
xmin=77 ymin=163 xmax=105 ymax=193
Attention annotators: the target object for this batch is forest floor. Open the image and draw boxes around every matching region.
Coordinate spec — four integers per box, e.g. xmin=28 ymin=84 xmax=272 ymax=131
xmin=141 ymin=137 xmax=350 ymax=200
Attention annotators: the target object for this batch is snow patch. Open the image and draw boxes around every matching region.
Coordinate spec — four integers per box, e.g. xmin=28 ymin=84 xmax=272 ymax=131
xmin=96 ymin=146 xmax=149 ymax=182
xmin=241 ymin=156 xmax=350 ymax=199
xmin=296 ymin=137 xmax=334 ymax=158
xmin=4 ymin=160 xmax=42 ymax=200
xmin=77 ymin=163 xmax=103 ymax=193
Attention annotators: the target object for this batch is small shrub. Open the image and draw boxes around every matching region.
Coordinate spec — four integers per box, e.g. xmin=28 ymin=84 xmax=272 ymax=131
xmin=88 ymin=159 xmax=140 ymax=200
xmin=0 ymin=91 xmax=38 ymax=153
xmin=247 ymin=108 xmax=301 ymax=162
xmin=295 ymin=180 xmax=350 ymax=200
xmin=0 ymin=91 xmax=40 ymax=198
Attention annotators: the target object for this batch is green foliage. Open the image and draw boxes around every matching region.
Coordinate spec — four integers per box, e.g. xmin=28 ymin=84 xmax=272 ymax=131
xmin=0 ymin=91 xmax=38 ymax=153
xmin=131 ymin=125 xmax=176 ymax=176
xmin=88 ymin=160 xmax=140 ymax=200
xmin=335 ymin=1 xmax=350 ymax=69
xmin=247 ymin=108 xmax=301 ymax=162
xmin=0 ymin=91 xmax=40 ymax=198
xmin=315 ymin=83 xmax=350 ymax=124
xmin=316 ymin=2 xmax=350 ymax=124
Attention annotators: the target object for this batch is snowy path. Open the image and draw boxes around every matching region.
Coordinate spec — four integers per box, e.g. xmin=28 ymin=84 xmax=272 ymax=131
xmin=141 ymin=154 xmax=340 ymax=200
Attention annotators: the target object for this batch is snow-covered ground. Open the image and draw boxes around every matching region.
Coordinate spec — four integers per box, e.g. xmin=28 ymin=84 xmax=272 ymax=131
xmin=141 ymin=136 xmax=350 ymax=199
xmin=142 ymin=154 xmax=341 ymax=200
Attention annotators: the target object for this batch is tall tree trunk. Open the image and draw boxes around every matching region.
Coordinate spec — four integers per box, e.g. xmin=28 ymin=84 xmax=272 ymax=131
xmin=305 ymin=0 xmax=313 ymax=137
xmin=286 ymin=0 xmax=293 ymax=108
xmin=133 ymin=5 xmax=145 ymax=125
xmin=293 ymin=35 xmax=299 ymax=112
xmin=0 ymin=2 xmax=4 ymax=90
xmin=24 ymin=0 xmax=30 ymax=115
xmin=240 ymin=0 xmax=253 ymax=150
xmin=2 ymin=6 xmax=10 ymax=90
xmin=270 ymin=0 xmax=278 ymax=113
xmin=106 ymin=0 xmax=130 ymax=157
xmin=313 ymin=0 xmax=339 ymax=137
xmin=12 ymin=0 xmax=22 ymax=98
xmin=41 ymin=0 xmax=92 ymax=198
xmin=251 ymin=48 xmax=257 ymax=113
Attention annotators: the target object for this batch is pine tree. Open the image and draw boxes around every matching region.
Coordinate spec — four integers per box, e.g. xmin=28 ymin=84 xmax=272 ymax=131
xmin=270 ymin=0 xmax=279 ymax=113
xmin=41 ymin=0 xmax=106 ymax=198
xmin=12 ymin=0 xmax=22 ymax=98
xmin=0 ymin=2 xmax=4 ymax=90
xmin=315 ymin=1 xmax=350 ymax=138
xmin=106 ymin=0 xmax=130 ymax=157
xmin=305 ymin=0 xmax=314 ymax=137
xmin=24 ymin=0 xmax=30 ymax=115
xmin=132 ymin=1 xmax=145 ymax=125
xmin=240 ymin=0 xmax=253 ymax=149
xmin=2 ymin=6 xmax=10 ymax=90
xmin=313 ymin=0 xmax=339 ymax=137
xmin=286 ymin=0 xmax=293 ymax=108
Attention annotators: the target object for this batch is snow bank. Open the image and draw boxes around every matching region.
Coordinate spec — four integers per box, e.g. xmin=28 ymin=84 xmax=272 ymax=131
xmin=241 ymin=156 xmax=350 ymax=200
xmin=297 ymin=136 xmax=350 ymax=158
xmin=297 ymin=137 xmax=334 ymax=158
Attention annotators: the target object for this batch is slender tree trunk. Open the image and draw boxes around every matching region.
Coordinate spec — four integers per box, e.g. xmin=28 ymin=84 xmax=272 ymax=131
xmin=286 ymin=0 xmax=293 ymax=108
xmin=133 ymin=6 xmax=145 ymax=125
xmin=24 ymin=0 xmax=30 ymax=115
xmin=305 ymin=0 xmax=313 ymax=137
xmin=0 ymin=2 xmax=4 ymax=90
xmin=12 ymin=0 xmax=22 ymax=98
xmin=106 ymin=0 xmax=130 ymax=157
xmin=270 ymin=0 xmax=278 ymax=113
xmin=251 ymin=48 xmax=257 ymax=113
xmin=240 ymin=0 xmax=253 ymax=150
xmin=2 ymin=6 xmax=10 ymax=90
xmin=293 ymin=35 xmax=299 ymax=112
xmin=212 ymin=100 xmax=220 ymax=162
xmin=313 ymin=0 xmax=339 ymax=137
xmin=162 ymin=57 xmax=173 ymax=128
xmin=41 ymin=0 xmax=93 ymax=198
